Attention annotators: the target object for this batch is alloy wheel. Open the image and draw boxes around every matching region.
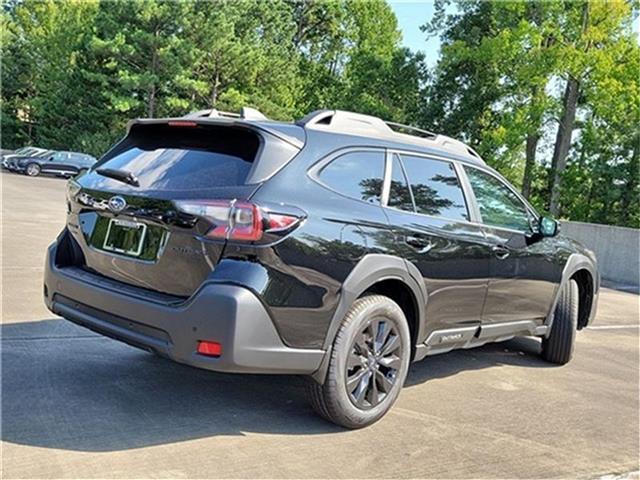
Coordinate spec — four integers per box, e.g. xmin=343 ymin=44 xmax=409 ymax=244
xmin=26 ymin=164 xmax=39 ymax=176
xmin=345 ymin=317 xmax=403 ymax=409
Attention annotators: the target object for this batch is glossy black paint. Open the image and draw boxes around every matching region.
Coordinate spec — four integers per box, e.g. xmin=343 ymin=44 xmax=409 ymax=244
xmin=60 ymin=117 xmax=599 ymax=356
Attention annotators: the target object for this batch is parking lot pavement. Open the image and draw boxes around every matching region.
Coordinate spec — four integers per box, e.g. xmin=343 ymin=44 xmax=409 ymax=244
xmin=2 ymin=172 xmax=639 ymax=479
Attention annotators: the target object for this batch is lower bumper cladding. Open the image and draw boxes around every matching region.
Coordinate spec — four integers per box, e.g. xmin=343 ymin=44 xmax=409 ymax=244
xmin=44 ymin=242 xmax=325 ymax=375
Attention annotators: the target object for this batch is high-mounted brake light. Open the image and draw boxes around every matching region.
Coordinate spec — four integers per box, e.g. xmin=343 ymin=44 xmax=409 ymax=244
xmin=174 ymin=200 xmax=301 ymax=242
xmin=168 ymin=121 xmax=198 ymax=128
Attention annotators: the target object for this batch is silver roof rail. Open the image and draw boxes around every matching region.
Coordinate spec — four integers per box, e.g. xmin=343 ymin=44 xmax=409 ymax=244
xmin=183 ymin=107 xmax=268 ymax=121
xmin=385 ymin=122 xmax=437 ymax=139
xmin=298 ymin=109 xmax=483 ymax=162
xmin=297 ymin=110 xmax=392 ymax=134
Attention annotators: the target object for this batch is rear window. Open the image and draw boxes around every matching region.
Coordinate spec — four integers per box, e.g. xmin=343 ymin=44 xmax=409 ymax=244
xmin=96 ymin=124 xmax=261 ymax=191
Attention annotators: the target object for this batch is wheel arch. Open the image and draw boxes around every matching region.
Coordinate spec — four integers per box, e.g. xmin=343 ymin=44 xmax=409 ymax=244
xmin=571 ymin=268 xmax=595 ymax=330
xmin=311 ymin=254 xmax=427 ymax=384
xmin=545 ymin=253 xmax=599 ymax=334
xmin=361 ymin=278 xmax=420 ymax=360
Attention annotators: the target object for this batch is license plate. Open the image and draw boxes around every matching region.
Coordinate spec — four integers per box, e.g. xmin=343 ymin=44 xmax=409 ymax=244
xmin=103 ymin=218 xmax=147 ymax=257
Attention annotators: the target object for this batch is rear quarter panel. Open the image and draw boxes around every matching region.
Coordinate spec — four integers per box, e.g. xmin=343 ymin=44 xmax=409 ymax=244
xmin=228 ymin=140 xmax=396 ymax=349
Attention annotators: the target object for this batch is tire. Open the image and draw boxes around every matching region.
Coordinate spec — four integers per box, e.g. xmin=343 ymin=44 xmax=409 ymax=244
xmin=307 ymin=295 xmax=411 ymax=429
xmin=541 ymin=279 xmax=578 ymax=365
xmin=25 ymin=163 xmax=41 ymax=177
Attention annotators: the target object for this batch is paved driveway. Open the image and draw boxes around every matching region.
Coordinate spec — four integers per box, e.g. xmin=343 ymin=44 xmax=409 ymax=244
xmin=2 ymin=172 xmax=638 ymax=479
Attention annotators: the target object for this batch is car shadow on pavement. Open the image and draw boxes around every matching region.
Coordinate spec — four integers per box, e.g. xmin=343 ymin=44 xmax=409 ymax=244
xmin=405 ymin=336 xmax=550 ymax=387
xmin=2 ymin=318 xmax=550 ymax=452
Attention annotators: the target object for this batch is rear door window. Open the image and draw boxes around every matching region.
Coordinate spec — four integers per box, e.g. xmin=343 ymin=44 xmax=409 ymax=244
xmin=399 ymin=155 xmax=469 ymax=220
xmin=95 ymin=124 xmax=261 ymax=191
xmin=318 ymin=151 xmax=385 ymax=204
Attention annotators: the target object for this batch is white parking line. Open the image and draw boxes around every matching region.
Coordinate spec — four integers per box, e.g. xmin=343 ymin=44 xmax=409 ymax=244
xmin=586 ymin=325 xmax=640 ymax=330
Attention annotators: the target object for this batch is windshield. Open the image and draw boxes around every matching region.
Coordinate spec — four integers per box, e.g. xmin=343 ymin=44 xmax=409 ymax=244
xmin=15 ymin=147 xmax=36 ymax=155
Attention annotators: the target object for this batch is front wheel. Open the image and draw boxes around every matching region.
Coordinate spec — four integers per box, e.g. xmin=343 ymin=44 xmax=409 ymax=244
xmin=25 ymin=163 xmax=41 ymax=177
xmin=541 ymin=279 xmax=578 ymax=365
xmin=307 ymin=295 xmax=411 ymax=429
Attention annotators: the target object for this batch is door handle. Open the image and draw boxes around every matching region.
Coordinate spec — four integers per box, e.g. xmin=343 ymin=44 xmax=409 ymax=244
xmin=492 ymin=244 xmax=510 ymax=260
xmin=405 ymin=235 xmax=433 ymax=253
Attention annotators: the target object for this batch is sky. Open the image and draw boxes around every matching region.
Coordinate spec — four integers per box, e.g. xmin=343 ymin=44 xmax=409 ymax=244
xmin=388 ymin=1 xmax=442 ymax=66
xmin=389 ymin=1 xmax=640 ymax=67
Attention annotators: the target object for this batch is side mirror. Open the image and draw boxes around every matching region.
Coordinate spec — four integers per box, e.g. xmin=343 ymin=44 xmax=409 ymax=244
xmin=539 ymin=216 xmax=559 ymax=237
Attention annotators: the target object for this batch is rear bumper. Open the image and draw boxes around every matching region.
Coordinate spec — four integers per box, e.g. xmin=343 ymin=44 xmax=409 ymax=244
xmin=44 ymin=242 xmax=325 ymax=374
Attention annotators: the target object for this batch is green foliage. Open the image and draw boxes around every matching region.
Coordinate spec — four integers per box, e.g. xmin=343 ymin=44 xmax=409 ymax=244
xmin=423 ymin=0 xmax=639 ymax=227
xmin=1 ymin=0 xmax=637 ymax=227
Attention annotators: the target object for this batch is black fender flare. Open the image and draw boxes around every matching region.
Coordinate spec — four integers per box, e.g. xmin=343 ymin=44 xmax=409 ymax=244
xmin=311 ymin=254 xmax=427 ymax=383
xmin=544 ymin=253 xmax=599 ymax=334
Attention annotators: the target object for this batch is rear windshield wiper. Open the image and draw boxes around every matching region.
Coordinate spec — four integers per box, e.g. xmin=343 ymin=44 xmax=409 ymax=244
xmin=96 ymin=168 xmax=140 ymax=187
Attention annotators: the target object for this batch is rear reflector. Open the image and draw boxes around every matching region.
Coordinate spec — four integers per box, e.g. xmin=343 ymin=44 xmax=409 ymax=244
xmin=197 ymin=340 xmax=222 ymax=357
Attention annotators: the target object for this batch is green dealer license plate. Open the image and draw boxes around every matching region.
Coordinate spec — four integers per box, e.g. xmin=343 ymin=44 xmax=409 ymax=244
xmin=103 ymin=218 xmax=147 ymax=257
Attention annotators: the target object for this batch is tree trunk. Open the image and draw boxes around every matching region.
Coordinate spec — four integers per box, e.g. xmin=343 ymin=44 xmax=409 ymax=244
xmin=620 ymin=136 xmax=639 ymax=225
xmin=294 ymin=0 xmax=309 ymax=47
xmin=148 ymin=32 xmax=159 ymax=118
xmin=547 ymin=2 xmax=589 ymax=216
xmin=522 ymin=131 xmax=539 ymax=199
xmin=548 ymin=76 xmax=580 ymax=216
xmin=148 ymin=84 xmax=156 ymax=118
xmin=211 ymin=65 xmax=219 ymax=108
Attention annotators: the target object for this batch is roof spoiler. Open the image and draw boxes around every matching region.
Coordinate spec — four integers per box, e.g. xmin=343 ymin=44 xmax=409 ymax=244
xmin=183 ymin=107 xmax=268 ymax=121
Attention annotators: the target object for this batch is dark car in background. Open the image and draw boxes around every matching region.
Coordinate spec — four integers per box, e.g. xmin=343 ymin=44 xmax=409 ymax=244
xmin=44 ymin=108 xmax=599 ymax=428
xmin=2 ymin=147 xmax=50 ymax=169
xmin=10 ymin=150 xmax=97 ymax=177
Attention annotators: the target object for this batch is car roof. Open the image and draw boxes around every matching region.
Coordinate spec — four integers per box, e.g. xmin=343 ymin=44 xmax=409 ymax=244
xmin=175 ymin=108 xmax=485 ymax=166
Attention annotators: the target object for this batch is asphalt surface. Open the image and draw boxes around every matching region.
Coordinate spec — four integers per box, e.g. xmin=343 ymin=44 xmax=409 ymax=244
xmin=2 ymin=171 xmax=639 ymax=479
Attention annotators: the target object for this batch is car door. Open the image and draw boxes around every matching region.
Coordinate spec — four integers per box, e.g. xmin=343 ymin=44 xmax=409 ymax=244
xmin=45 ymin=152 xmax=70 ymax=173
xmin=382 ymin=152 xmax=491 ymax=336
xmin=462 ymin=165 xmax=561 ymax=323
xmin=57 ymin=152 xmax=78 ymax=175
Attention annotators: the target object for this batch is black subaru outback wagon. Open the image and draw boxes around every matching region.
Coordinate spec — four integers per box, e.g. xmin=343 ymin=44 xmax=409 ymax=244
xmin=44 ymin=108 xmax=599 ymax=428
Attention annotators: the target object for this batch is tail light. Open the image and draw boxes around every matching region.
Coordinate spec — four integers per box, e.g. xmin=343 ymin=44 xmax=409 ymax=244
xmin=174 ymin=199 xmax=302 ymax=242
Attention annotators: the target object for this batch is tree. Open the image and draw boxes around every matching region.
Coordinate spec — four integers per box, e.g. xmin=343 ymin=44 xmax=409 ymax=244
xmin=1 ymin=0 xmax=99 ymax=149
xmin=422 ymin=0 xmax=638 ymax=225
xmin=547 ymin=0 xmax=636 ymax=216
xmin=1 ymin=0 xmax=637 ymax=228
xmin=421 ymin=0 xmax=504 ymax=158
xmin=87 ymin=0 xmax=191 ymax=119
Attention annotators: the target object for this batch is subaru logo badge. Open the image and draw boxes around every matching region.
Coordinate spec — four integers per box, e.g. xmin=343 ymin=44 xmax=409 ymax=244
xmin=108 ymin=196 xmax=127 ymax=213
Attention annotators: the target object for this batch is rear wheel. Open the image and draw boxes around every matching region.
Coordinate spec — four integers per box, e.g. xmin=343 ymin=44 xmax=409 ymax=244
xmin=26 ymin=163 xmax=41 ymax=177
xmin=307 ymin=295 xmax=411 ymax=429
xmin=541 ymin=279 xmax=578 ymax=365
